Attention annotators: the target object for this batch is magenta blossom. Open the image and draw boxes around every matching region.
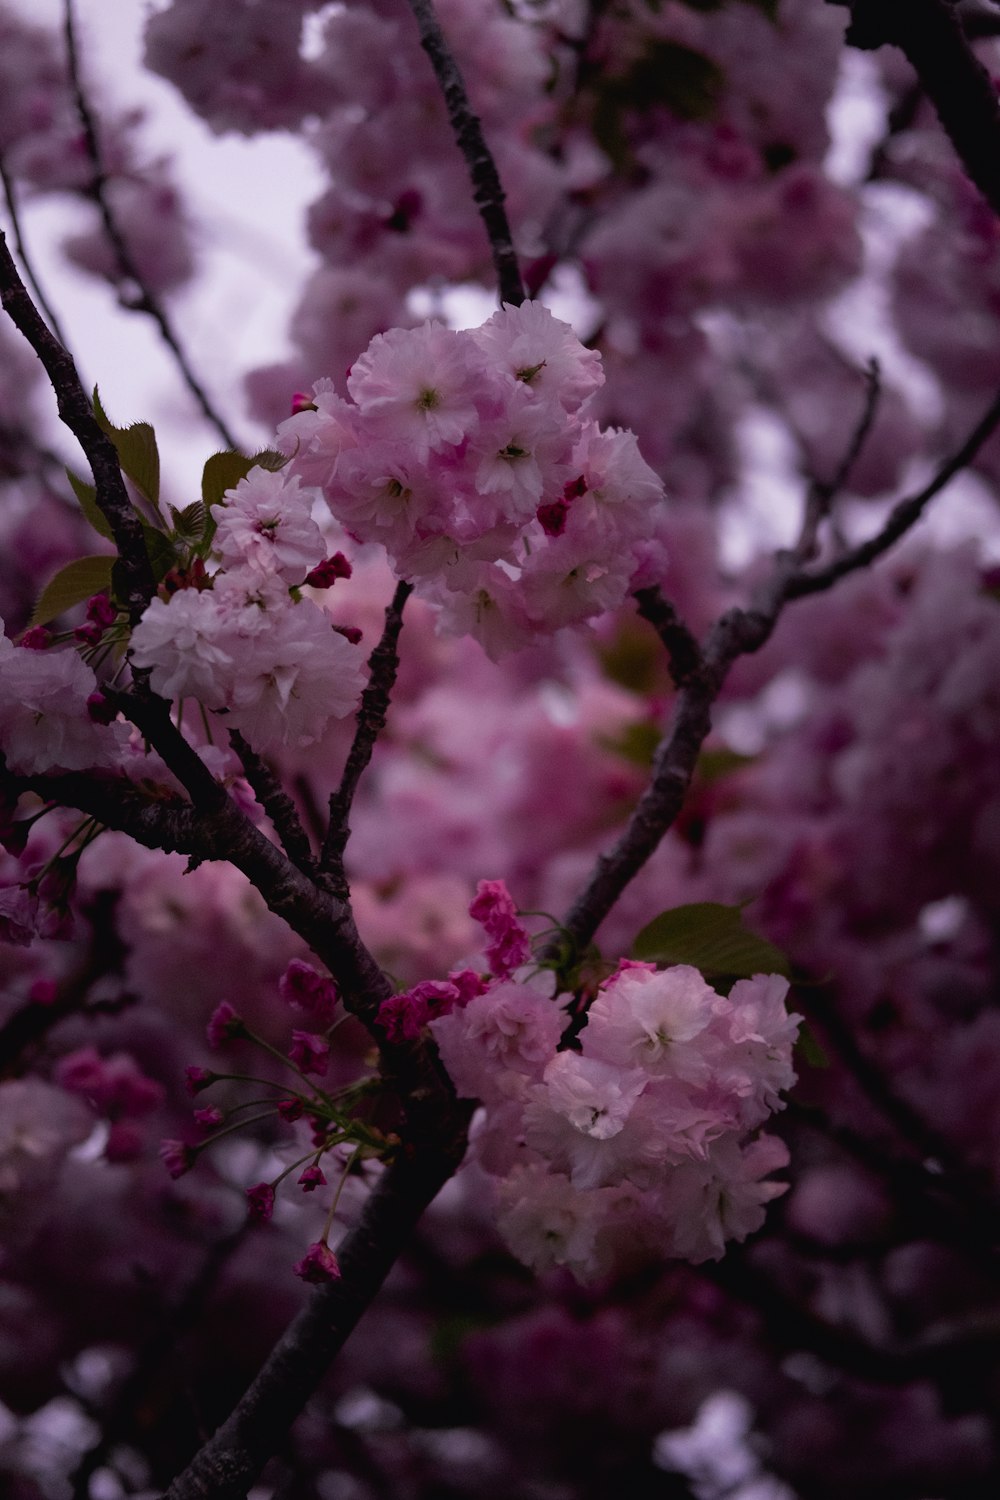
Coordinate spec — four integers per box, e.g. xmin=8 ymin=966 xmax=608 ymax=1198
xmin=246 ymin=1182 xmax=275 ymax=1223
xmin=159 ymin=1139 xmax=196 ymax=1180
xmin=298 ymin=1165 xmax=327 ymax=1192
xmin=206 ymin=1001 xmax=246 ymax=1049
xmin=289 ymin=1029 xmax=330 ymax=1076
xmin=293 ymin=1241 xmax=342 ymax=1283
xmin=469 ymin=878 xmax=532 ymax=977
xmin=279 ymin=959 xmax=339 ymax=1022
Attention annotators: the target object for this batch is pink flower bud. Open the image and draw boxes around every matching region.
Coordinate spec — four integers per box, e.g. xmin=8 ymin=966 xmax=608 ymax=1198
xmin=332 ymin=624 xmax=363 ymax=645
xmin=184 ymin=1065 xmax=216 ymax=1096
xmin=160 ymin=1138 xmax=196 ymax=1179
xmin=293 ymin=1241 xmax=341 ymax=1283
xmin=298 ymin=1165 xmax=327 ymax=1192
xmin=87 ymin=692 xmax=117 ymax=725
xmin=304 ymin=552 xmax=353 ymax=588
xmin=18 ymin=627 xmax=50 ymax=650
xmin=279 ymin=959 xmax=339 ymax=1021
xmin=289 ymin=1029 xmax=330 ymax=1077
xmin=206 ymin=1001 xmax=246 ymax=1049
xmin=246 ymin=1182 xmax=275 ymax=1223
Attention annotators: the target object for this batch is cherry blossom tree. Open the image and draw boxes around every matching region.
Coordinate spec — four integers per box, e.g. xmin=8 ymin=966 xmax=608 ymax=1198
xmin=2 ymin=2 xmax=1000 ymax=1498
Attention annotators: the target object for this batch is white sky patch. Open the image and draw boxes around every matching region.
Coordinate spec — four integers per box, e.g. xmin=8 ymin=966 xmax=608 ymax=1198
xmin=2 ymin=0 xmax=323 ymax=502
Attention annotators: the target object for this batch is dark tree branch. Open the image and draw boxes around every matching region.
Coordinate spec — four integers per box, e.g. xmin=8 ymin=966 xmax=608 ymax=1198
xmin=62 ymin=0 xmax=239 ymax=449
xmin=554 ymin=384 xmax=1000 ymax=965
xmin=787 ymin=381 xmax=1000 ymax=598
xmin=163 ymin=1144 xmax=468 ymax=1500
xmin=321 ymin=580 xmax=413 ymax=892
xmin=799 ymin=357 xmax=881 ymax=559
xmin=229 ymin=730 xmax=319 ymax=879
xmin=404 ymin=0 xmax=525 ymax=306
xmin=632 ymin=586 xmax=703 ymax=687
xmin=0 ymin=156 xmax=71 ymax=350
xmin=833 ymin=0 xmax=1000 ymax=217
xmin=0 ymin=230 xmax=155 ymax=623
xmin=3 ymin=758 xmax=395 ymax=1026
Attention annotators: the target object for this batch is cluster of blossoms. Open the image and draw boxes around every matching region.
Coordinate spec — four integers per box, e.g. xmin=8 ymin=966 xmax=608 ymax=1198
xmin=130 ymin=465 xmax=367 ymax=749
xmin=0 ymin=622 xmax=125 ymax=775
xmin=279 ymin=302 xmax=670 ymax=657
xmin=378 ymin=880 xmax=799 ymax=1279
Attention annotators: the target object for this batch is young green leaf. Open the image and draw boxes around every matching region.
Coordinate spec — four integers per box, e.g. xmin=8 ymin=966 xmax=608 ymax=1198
xmin=66 ymin=469 xmax=115 ymax=542
xmin=93 ymin=386 xmax=161 ymax=508
xmin=795 ymin=1021 xmax=830 ymax=1069
xmin=142 ymin=524 xmax=178 ymax=582
xmin=31 ymin=555 xmax=116 ymax=627
xmin=201 ymin=448 xmax=289 ymax=512
xmin=631 ymin=901 xmax=791 ymax=979
xmin=170 ymin=500 xmax=209 ymax=543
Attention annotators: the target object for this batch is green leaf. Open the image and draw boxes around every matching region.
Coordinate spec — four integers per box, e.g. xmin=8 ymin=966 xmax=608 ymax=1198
xmin=170 ymin=500 xmax=208 ymax=543
xmin=252 ymin=448 xmax=288 ymax=473
xmin=201 ymin=448 xmax=288 ymax=512
xmin=93 ymin=387 xmax=161 ymax=507
xmin=795 ymin=1021 xmax=830 ymax=1070
xmin=592 ymin=42 xmax=724 ymax=170
xmin=696 ymin=746 xmax=758 ymax=783
xmin=201 ymin=450 xmax=258 ymax=511
xmin=66 ymin=469 xmax=114 ymax=542
xmin=597 ymin=721 xmax=661 ymax=768
xmin=31 ymin=555 xmax=115 ymax=627
xmin=142 ymin=524 xmax=177 ymax=582
xmin=632 ymin=901 xmax=791 ymax=980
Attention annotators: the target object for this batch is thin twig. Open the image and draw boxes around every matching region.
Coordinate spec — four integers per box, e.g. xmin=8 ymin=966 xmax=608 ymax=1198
xmin=787 ymin=380 xmax=1000 ymax=598
xmin=0 ymin=229 xmax=155 ymax=623
xmin=62 ymin=0 xmax=239 ymax=449
xmin=796 ymin=357 xmax=881 ymax=563
xmin=553 ymin=383 xmax=1000 ymax=965
xmin=404 ymin=0 xmax=524 ymax=306
xmin=230 ymin=729 xmax=318 ymax=878
xmin=321 ymin=580 xmax=413 ymax=892
xmin=0 ymin=156 xmax=71 ymax=349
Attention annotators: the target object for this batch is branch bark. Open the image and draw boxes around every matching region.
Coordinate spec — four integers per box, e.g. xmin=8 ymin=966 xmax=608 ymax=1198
xmin=833 ymin=0 xmax=1000 ymax=217
xmin=321 ymin=580 xmax=413 ymax=893
xmin=0 ymin=230 xmax=156 ymax=624
xmin=162 ymin=1143 xmax=468 ymax=1500
xmin=405 ymin=0 xmax=525 ymax=306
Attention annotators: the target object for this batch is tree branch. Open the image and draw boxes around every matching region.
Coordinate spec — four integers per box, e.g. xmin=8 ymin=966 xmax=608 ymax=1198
xmin=62 ymin=0 xmax=239 ymax=449
xmin=632 ymin=586 xmax=703 ymax=687
xmin=555 ymin=383 xmax=1000 ymax=964
xmin=162 ymin=1144 xmax=468 ymax=1500
xmin=404 ymin=0 xmax=525 ymax=306
xmin=833 ymin=0 xmax=1000 ymax=217
xmin=229 ymin=730 xmax=319 ymax=879
xmin=0 ymin=156 xmax=71 ymax=350
xmin=787 ymin=380 xmax=1000 ymax=598
xmin=0 ymin=229 xmax=156 ymax=624
xmin=3 ymin=757 xmax=394 ymax=1026
xmin=321 ymin=580 xmax=413 ymax=892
